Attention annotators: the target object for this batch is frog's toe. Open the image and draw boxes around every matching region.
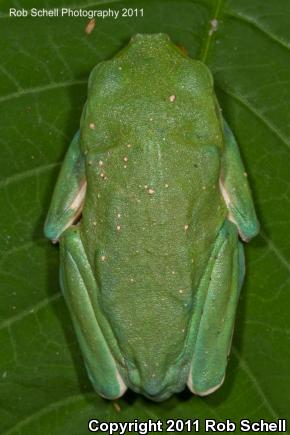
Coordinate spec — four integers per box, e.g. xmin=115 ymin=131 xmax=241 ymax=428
xmin=86 ymin=363 xmax=127 ymax=399
xmin=187 ymin=373 xmax=225 ymax=396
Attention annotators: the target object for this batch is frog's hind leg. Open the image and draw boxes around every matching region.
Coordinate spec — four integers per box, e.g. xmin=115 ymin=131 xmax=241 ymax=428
xmin=187 ymin=220 xmax=244 ymax=396
xmin=60 ymin=226 xmax=127 ymax=399
xmin=44 ymin=130 xmax=86 ymax=243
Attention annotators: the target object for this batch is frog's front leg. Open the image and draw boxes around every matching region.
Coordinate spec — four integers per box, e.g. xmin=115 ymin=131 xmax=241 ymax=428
xmin=220 ymin=118 xmax=260 ymax=241
xmin=60 ymin=226 xmax=127 ymax=399
xmin=44 ymin=130 xmax=86 ymax=242
xmin=187 ymin=220 xmax=244 ymax=396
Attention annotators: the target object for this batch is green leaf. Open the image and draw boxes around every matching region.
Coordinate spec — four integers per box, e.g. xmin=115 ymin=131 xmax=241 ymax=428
xmin=0 ymin=0 xmax=289 ymax=433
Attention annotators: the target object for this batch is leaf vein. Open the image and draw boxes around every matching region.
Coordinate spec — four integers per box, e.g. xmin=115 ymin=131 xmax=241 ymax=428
xmin=0 ymin=293 xmax=61 ymax=332
xmin=260 ymin=231 xmax=290 ymax=274
xmin=1 ymin=392 xmax=96 ymax=435
xmin=225 ymin=10 xmax=290 ymax=52
xmin=199 ymin=0 xmax=224 ymax=63
xmin=232 ymin=347 xmax=286 ymax=423
xmin=0 ymin=79 xmax=86 ymax=104
xmin=217 ymin=85 xmax=290 ymax=150
xmin=0 ymin=162 xmax=61 ymax=189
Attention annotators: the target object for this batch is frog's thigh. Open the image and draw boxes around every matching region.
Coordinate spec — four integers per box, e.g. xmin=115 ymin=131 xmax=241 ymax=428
xmin=187 ymin=220 xmax=244 ymax=396
xmin=60 ymin=227 xmax=127 ymax=399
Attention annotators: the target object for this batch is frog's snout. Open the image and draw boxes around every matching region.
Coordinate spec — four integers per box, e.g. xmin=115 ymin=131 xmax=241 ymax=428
xmin=130 ymin=33 xmax=170 ymax=44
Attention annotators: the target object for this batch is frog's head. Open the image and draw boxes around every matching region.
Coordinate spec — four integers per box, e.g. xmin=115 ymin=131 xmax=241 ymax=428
xmin=130 ymin=33 xmax=170 ymax=44
xmin=116 ymin=33 xmax=188 ymax=61
xmin=128 ymin=33 xmax=172 ymax=53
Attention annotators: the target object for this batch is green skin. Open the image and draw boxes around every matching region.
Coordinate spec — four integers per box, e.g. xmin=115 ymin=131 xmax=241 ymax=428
xmin=44 ymin=34 xmax=259 ymax=401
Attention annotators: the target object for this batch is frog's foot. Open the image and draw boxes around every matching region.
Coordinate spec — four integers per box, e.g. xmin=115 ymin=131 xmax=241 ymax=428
xmin=187 ymin=220 xmax=245 ymax=396
xmin=60 ymin=226 xmax=127 ymax=399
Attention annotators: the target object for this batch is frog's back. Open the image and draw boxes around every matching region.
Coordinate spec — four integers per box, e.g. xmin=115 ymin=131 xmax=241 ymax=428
xmin=80 ymin=34 xmax=227 ymax=399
